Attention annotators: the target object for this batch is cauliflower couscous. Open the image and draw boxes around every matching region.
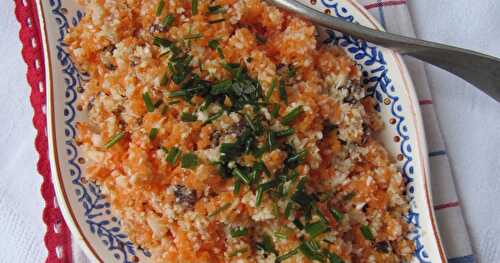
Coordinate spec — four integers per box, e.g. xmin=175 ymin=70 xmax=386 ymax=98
xmin=67 ymin=0 xmax=415 ymax=262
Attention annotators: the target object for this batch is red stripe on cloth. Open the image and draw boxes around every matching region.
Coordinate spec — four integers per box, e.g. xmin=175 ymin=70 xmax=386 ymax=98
xmin=364 ymin=0 xmax=407 ymax=10
xmin=15 ymin=0 xmax=74 ymax=262
xmin=419 ymin=99 xmax=433 ymax=105
xmin=434 ymin=201 xmax=460 ymax=210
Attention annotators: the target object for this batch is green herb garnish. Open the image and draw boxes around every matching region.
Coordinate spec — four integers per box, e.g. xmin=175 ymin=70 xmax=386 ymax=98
xmin=161 ymin=14 xmax=175 ymax=28
xmin=208 ymin=5 xmax=225 ymax=14
xmin=265 ymin=79 xmax=277 ymax=103
xmin=298 ymin=240 xmax=324 ymax=261
xmin=276 ymin=128 xmax=295 ymax=137
xmin=160 ymin=71 xmax=169 ymax=86
xmin=184 ymin=33 xmax=203 ymax=40
xmin=191 ymin=0 xmax=198 ymax=15
xmin=360 ymin=225 xmax=375 ymax=241
xmin=256 ymin=234 xmax=277 ymax=255
xmin=166 ymin=147 xmax=181 ymax=165
xmin=105 ymin=132 xmax=124 ymax=149
xmin=208 ymin=18 xmax=226 ymax=24
xmin=156 ymin=0 xmax=165 ymax=16
xmin=276 ymin=248 xmax=298 ymax=262
xmin=281 ymin=106 xmax=303 ymax=125
xmin=181 ymin=112 xmax=198 ymax=122
xmin=208 ymin=39 xmax=225 ymax=59
xmin=279 ymin=79 xmax=288 ymax=104
xmin=181 ymin=152 xmax=199 ymax=169
xmin=153 ymin=36 xmax=173 ymax=48
xmin=208 ymin=202 xmax=231 ymax=218
xmin=205 ymin=110 xmax=223 ymax=123
xmin=149 ymin=128 xmax=159 ymax=140
xmin=232 ymin=167 xmax=251 ymax=185
xmin=328 ymin=252 xmax=346 ymax=263
xmin=143 ymin=92 xmax=155 ymax=112
xmin=230 ymin=227 xmax=248 ymax=238
xmin=271 ymin=103 xmax=280 ymax=118
xmin=305 ymin=221 xmax=329 ymax=238
xmin=329 ymin=207 xmax=344 ymax=222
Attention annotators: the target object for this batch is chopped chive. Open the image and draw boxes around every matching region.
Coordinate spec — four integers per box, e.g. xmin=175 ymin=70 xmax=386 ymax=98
xmin=256 ymin=234 xmax=277 ymax=255
xmin=161 ymin=146 xmax=169 ymax=153
xmin=255 ymin=187 xmax=263 ymax=207
xmin=284 ymin=202 xmax=293 ymax=219
xmin=305 ymin=221 xmax=329 ymax=238
xmin=228 ymin=247 xmax=248 ymax=257
xmin=105 ymin=132 xmax=124 ymax=149
xmin=156 ymin=0 xmax=165 ymax=16
xmin=168 ymin=99 xmax=180 ymax=105
xmin=285 ymin=149 xmax=307 ymax=166
xmin=184 ymin=33 xmax=203 ymax=40
xmin=276 ymin=248 xmax=298 ymax=262
xmin=208 ymin=39 xmax=224 ymax=58
xmin=181 ymin=152 xmax=199 ymax=169
xmin=256 ymin=34 xmax=267 ymax=44
xmin=208 ymin=5 xmax=225 ymax=14
xmin=191 ymin=0 xmax=198 ymax=15
xmin=360 ymin=225 xmax=375 ymax=241
xmin=161 ymin=14 xmax=175 ymax=28
xmin=266 ymin=131 xmax=277 ymax=150
xmin=170 ymin=90 xmax=188 ymax=98
xmin=288 ymin=65 xmax=297 ymax=78
xmin=208 ymin=18 xmax=226 ymax=24
xmin=160 ymin=72 xmax=169 ymax=86
xmin=274 ymin=226 xmax=293 ymax=241
xmin=291 ymin=189 xmax=313 ymax=208
xmin=230 ymin=227 xmax=248 ymax=238
xmin=281 ymin=106 xmax=303 ymax=125
xmin=279 ymin=79 xmax=288 ymax=104
xmin=328 ymin=252 xmax=346 ymax=263
xmin=274 ymin=230 xmax=288 ymax=240
xmin=271 ymin=103 xmax=280 ymax=118
xmin=292 ymin=218 xmax=304 ymax=230
xmin=153 ymin=36 xmax=173 ymax=48
xmin=233 ymin=180 xmax=241 ymax=194
xmin=143 ymin=92 xmax=155 ymax=112
xmin=259 ymin=179 xmax=279 ymax=192
xmin=329 ymin=207 xmax=344 ymax=222
xmin=276 ymin=128 xmax=295 ymax=137
xmin=181 ymin=112 xmax=198 ymax=122
xmin=149 ymin=128 xmax=159 ymax=140
xmin=166 ymin=147 xmax=181 ymax=165
xmin=205 ymin=110 xmax=223 ymax=124
xmin=243 ymin=113 xmax=257 ymax=132
xmin=298 ymin=240 xmax=324 ymax=261
xmin=265 ymin=79 xmax=277 ymax=103
xmin=208 ymin=202 xmax=231 ymax=218
xmin=232 ymin=168 xmax=251 ymax=185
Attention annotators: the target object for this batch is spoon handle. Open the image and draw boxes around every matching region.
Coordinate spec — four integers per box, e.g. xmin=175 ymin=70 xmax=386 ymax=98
xmin=268 ymin=0 xmax=500 ymax=102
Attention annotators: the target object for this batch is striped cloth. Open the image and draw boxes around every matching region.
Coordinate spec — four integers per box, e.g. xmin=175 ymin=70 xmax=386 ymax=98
xmin=71 ymin=1 xmax=476 ymax=262
xmin=357 ymin=1 xmax=476 ymax=262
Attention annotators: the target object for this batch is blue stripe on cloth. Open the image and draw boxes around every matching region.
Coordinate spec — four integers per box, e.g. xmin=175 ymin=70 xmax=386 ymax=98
xmin=449 ymin=255 xmax=475 ymax=263
xmin=429 ymin=150 xmax=447 ymax=157
xmin=377 ymin=0 xmax=387 ymax=28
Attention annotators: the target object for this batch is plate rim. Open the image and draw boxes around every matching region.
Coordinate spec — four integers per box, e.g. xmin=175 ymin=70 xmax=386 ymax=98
xmin=38 ymin=0 xmax=446 ymax=262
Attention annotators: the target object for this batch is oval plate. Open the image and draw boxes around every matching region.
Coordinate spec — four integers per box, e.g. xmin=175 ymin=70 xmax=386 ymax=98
xmin=39 ymin=0 xmax=446 ymax=262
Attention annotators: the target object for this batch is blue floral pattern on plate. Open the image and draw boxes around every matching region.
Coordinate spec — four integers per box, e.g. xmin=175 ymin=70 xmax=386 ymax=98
xmin=47 ymin=0 xmax=430 ymax=261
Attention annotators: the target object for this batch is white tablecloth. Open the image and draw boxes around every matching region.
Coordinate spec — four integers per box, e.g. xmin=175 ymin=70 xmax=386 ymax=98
xmin=1 ymin=0 xmax=499 ymax=262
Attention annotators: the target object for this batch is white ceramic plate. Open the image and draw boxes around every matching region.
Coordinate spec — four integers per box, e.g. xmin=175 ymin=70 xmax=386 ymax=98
xmin=39 ymin=0 xmax=446 ymax=262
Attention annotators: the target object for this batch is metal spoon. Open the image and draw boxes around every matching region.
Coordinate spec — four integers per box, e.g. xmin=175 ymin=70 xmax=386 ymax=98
xmin=267 ymin=0 xmax=500 ymax=102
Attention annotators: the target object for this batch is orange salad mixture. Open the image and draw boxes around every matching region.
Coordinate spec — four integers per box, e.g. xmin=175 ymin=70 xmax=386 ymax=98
xmin=67 ymin=0 xmax=415 ymax=262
